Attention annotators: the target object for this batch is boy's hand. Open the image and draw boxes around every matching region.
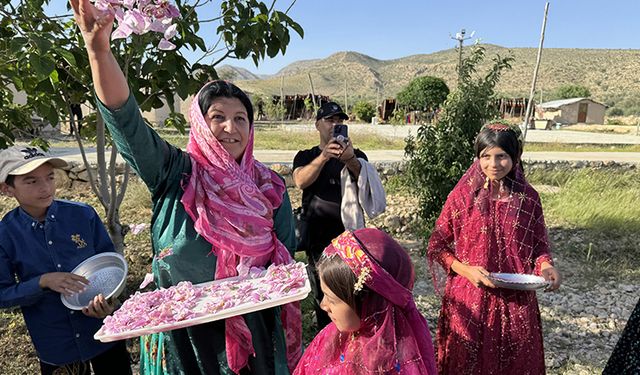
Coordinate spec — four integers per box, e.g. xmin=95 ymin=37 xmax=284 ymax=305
xmin=82 ymin=294 xmax=116 ymax=319
xmin=39 ymin=272 xmax=88 ymax=296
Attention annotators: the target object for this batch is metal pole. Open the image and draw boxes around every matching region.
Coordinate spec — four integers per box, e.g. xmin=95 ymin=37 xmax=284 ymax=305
xmin=307 ymin=73 xmax=317 ymax=112
xmin=522 ymin=2 xmax=550 ymax=143
xmin=280 ymin=75 xmax=285 ymax=124
xmin=344 ymin=80 xmax=348 ymax=114
xmin=458 ymin=39 xmax=464 ymax=81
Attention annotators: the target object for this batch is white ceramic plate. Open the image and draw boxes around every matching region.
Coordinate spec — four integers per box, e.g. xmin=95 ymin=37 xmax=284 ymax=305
xmin=488 ymin=273 xmax=549 ymax=291
xmin=94 ymin=271 xmax=310 ymax=343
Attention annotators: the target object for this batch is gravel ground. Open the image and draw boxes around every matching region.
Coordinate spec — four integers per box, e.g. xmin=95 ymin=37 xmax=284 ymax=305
xmin=362 ymin=192 xmax=639 ymax=375
xmin=406 ymin=243 xmax=638 ymax=375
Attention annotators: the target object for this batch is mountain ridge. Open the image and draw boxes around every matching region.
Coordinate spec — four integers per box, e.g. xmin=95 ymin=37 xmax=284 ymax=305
xmin=221 ymin=45 xmax=640 ymax=113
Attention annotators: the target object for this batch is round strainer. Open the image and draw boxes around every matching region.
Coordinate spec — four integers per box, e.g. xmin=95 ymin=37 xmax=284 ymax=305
xmin=61 ymin=253 xmax=128 ymax=310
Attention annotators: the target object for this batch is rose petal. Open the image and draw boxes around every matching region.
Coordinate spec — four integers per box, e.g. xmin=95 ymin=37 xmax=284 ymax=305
xmin=163 ymin=23 xmax=177 ymax=40
xmin=112 ymin=25 xmax=133 ymax=40
xmin=139 ymin=273 xmax=155 ymax=289
xmin=158 ymin=39 xmax=176 ymax=50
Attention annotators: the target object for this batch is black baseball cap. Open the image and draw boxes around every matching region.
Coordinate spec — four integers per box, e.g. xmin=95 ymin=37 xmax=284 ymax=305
xmin=316 ymin=102 xmax=349 ymax=121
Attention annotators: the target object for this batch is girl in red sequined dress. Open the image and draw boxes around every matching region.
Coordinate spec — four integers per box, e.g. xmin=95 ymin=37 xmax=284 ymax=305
xmin=428 ymin=124 xmax=561 ymax=374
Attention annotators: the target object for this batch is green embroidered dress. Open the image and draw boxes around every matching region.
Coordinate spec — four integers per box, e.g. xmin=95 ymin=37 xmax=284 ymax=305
xmin=99 ymin=94 xmax=295 ymax=375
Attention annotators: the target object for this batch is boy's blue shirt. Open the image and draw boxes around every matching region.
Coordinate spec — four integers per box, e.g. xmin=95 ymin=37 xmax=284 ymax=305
xmin=0 ymin=199 xmax=116 ymax=365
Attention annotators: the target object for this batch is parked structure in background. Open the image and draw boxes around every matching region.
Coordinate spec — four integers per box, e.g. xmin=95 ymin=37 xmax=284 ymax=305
xmin=268 ymin=93 xmax=331 ymax=120
xmin=494 ymin=97 xmax=533 ymax=119
xmin=536 ymin=97 xmax=607 ymax=125
xmin=378 ymin=98 xmax=397 ymax=122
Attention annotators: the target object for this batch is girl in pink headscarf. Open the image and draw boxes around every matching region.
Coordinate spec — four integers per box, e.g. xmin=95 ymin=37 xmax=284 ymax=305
xmin=294 ymin=229 xmax=437 ymax=374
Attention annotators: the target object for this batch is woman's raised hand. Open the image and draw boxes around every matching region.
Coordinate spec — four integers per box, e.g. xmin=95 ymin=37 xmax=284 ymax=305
xmin=70 ymin=0 xmax=114 ymax=54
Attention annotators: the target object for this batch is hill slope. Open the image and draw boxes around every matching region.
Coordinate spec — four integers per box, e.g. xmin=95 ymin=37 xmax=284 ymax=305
xmin=224 ymin=45 xmax=640 ymax=113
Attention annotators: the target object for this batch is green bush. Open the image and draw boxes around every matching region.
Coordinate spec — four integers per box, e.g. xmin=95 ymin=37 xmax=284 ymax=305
xmin=263 ymin=96 xmax=287 ymax=120
xmin=405 ymin=45 xmax=513 ymax=237
xmin=352 ymin=100 xmax=376 ymax=123
xmin=553 ymin=84 xmax=591 ymax=100
xmin=389 ymin=108 xmax=407 ymax=125
xmin=396 ymin=76 xmax=449 ymax=111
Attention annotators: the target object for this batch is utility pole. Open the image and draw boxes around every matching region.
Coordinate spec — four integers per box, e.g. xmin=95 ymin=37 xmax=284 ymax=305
xmin=307 ymin=73 xmax=317 ymax=112
xmin=450 ymin=29 xmax=474 ymax=82
xmin=344 ymin=80 xmax=348 ymax=115
xmin=280 ymin=75 xmax=285 ymax=125
xmin=522 ymin=2 xmax=550 ymax=143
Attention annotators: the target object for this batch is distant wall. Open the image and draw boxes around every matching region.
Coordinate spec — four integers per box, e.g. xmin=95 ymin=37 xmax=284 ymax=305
xmin=55 ymin=159 xmax=636 ymax=191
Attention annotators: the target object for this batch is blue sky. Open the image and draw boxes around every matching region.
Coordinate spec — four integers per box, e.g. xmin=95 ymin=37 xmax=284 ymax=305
xmin=49 ymin=1 xmax=640 ymax=75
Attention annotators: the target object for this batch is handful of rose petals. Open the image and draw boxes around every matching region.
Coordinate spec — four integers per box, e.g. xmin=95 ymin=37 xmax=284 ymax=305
xmin=94 ymin=0 xmax=181 ymax=50
xmin=101 ymin=262 xmax=308 ymax=335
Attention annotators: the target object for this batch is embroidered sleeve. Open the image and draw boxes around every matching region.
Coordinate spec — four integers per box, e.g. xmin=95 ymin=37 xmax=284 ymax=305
xmin=428 ymin=198 xmax=458 ymax=274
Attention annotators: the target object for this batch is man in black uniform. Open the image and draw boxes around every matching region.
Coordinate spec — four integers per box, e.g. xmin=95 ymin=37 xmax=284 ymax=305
xmin=292 ymin=102 xmax=367 ymax=331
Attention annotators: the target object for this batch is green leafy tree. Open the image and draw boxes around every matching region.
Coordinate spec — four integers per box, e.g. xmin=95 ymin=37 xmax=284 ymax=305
xmin=264 ymin=96 xmax=287 ymax=120
xmin=303 ymin=97 xmax=314 ymax=118
xmin=553 ymin=84 xmax=591 ymax=99
xmin=0 ymin=0 xmax=303 ymax=252
xmin=353 ymin=100 xmax=376 ymax=123
xmin=396 ymin=76 xmax=449 ymax=111
xmin=404 ymin=45 xmax=513 ymax=237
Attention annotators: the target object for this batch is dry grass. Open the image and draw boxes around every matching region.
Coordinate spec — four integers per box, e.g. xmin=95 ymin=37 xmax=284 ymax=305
xmin=563 ymin=124 xmax=639 ymax=134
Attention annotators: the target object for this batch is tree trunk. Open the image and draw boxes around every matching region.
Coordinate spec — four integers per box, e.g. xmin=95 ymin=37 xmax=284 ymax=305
xmin=107 ymin=208 xmax=127 ymax=255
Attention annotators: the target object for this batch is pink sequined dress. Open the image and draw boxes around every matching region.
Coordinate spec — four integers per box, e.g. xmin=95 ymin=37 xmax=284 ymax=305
xmin=428 ymin=161 xmax=553 ymax=375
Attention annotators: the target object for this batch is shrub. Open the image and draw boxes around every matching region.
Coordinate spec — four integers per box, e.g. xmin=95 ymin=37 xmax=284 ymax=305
xmin=396 ymin=76 xmax=449 ymax=111
xmin=404 ymin=45 xmax=513 ymax=237
xmin=352 ymin=100 xmax=376 ymax=123
xmin=553 ymin=84 xmax=591 ymax=100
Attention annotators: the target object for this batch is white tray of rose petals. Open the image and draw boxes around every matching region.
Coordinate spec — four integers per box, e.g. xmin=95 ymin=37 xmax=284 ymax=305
xmin=94 ymin=262 xmax=309 ymax=342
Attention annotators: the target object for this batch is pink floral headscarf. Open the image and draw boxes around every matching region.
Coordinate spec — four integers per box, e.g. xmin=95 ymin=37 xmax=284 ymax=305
xmin=294 ymin=229 xmax=437 ymax=375
xmin=181 ymin=81 xmax=302 ymax=373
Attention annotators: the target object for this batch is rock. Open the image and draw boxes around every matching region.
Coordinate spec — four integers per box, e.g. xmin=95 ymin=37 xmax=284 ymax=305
xmin=77 ymin=170 xmax=90 ymax=182
xmin=53 ymin=168 xmax=72 ymax=189
xmin=383 ymin=215 xmax=402 ymax=231
xmin=270 ymin=163 xmax=291 ymax=176
xmin=70 ymin=164 xmax=86 ymax=173
xmin=71 ymin=180 xmax=90 ymax=190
